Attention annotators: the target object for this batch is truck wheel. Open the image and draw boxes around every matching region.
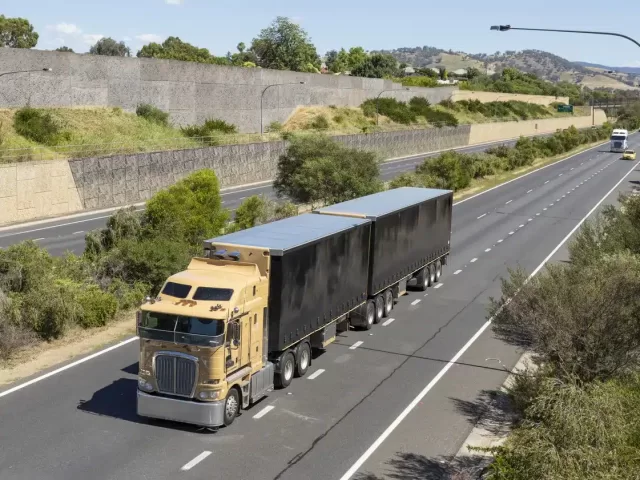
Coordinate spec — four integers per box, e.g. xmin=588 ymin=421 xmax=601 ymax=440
xmin=363 ymin=300 xmax=375 ymax=330
xmin=223 ymin=388 xmax=240 ymax=426
xmin=434 ymin=259 xmax=442 ymax=282
xmin=295 ymin=342 xmax=311 ymax=378
xmin=374 ymin=295 xmax=384 ymax=323
xmin=415 ymin=267 xmax=428 ymax=291
xmin=429 ymin=264 xmax=436 ymax=286
xmin=383 ymin=289 xmax=393 ymax=316
xmin=275 ymin=352 xmax=295 ymax=389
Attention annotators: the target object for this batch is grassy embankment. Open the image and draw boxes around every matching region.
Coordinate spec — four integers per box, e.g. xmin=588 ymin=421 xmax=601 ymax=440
xmin=0 ymin=96 xmax=586 ymax=163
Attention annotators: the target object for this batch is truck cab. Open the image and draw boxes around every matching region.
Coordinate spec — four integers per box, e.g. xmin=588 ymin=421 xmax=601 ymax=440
xmin=136 ymin=256 xmax=273 ymax=428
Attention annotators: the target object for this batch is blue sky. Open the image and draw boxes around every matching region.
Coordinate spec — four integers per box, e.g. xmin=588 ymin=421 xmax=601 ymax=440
xmin=4 ymin=1 xmax=640 ymax=67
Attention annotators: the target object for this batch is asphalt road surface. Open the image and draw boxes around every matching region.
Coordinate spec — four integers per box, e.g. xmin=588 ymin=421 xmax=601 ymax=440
xmin=0 ymin=134 xmax=555 ymax=257
xmin=1 ymin=134 xmax=638 ymax=480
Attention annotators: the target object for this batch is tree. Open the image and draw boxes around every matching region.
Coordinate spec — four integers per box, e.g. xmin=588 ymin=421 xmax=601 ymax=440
xmin=137 ymin=36 xmax=228 ymax=65
xmin=0 ymin=15 xmax=38 ymax=48
xmin=465 ymin=67 xmax=481 ymax=79
xmin=55 ymin=46 xmax=74 ymax=53
xmin=89 ymin=37 xmax=131 ymax=57
xmin=228 ymin=41 xmax=258 ymax=67
xmin=325 ymin=49 xmax=348 ymax=74
xmin=351 ymin=53 xmax=398 ymax=79
xmin=438 ymin=67 xmax=448 ymax=80
xmin=347 ymin=47 xmax=368 ymax=72
xmin=274 ymin=134 xmax=382 ymax=206
xmin=250 ymin=17 xmax=320 ymax=72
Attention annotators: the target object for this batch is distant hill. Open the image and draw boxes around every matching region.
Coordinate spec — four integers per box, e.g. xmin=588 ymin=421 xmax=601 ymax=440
xmin=377 ymin=46 xmax=639 ymax=91
xmin=574 ymin=61 xmax=640 ymax=75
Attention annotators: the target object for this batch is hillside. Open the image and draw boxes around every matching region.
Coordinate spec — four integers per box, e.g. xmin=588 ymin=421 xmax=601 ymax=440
xmin=379 ymin=46 xmax=639 ymax=90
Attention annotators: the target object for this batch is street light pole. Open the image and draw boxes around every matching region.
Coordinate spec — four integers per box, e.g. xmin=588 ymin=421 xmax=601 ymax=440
xmin=375 ymin=87 xmax=410 ymax=125
xmin=0 ymin=68 xmax=52 ymax=78
xmin=490 ymin=25 xmax=640 ymax=48
xmin=260 ymin=81 xmax=306 ymax=135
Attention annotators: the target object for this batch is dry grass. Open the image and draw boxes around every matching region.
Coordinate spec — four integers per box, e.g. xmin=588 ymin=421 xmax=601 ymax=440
xmin=0 ymin=313 xmax=136 ymax=387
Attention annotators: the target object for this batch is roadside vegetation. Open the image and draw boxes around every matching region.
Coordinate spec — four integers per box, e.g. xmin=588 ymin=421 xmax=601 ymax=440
xmin=388 ymin=123 xmax=612 ymax=192
xmin=0 ymin=94 xmax=582 ymax=163
xmin=483 ymin=192 xmax=640 ymax=479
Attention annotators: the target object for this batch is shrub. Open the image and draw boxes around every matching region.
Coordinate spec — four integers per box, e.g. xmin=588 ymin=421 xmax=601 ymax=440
xmin=491 ymin=252 xmax=640 ymax=383
xmin=361 ymin=98 xmax=416 ymax=124
xmin=416 ymin=151 xmax=471 ymax=190
xmin=181 ymin=118 xmax=238 ymax=143
xmin=388 ymin=172 xmax=424 ymax=189
xmin=439 ymin=98 xmax=456 ymax=109
xmin=233 ymin=195 xmax=270 ymax=230
xmin=136 ymin=103 xmax=169 ymax=126
xmin=273 ymin=201 xmax=299 ymax=220
xmin=76 ymin=286 xmax=119 ymax=328
xmin=13 ymin=107 xmax=69 ymax=145
xmin=309 ymin=114 xmax=330 ymax=130
xmin=267 ymin=121 xmax=283 ymax=132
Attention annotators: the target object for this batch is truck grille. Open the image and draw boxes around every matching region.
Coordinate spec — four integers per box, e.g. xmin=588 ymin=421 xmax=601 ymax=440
xmin=154 ymin=354 xmax=197 ymax=397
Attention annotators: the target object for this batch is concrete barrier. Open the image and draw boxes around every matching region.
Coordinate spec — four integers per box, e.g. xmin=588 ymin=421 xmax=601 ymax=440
xmin=0 ymin=113 xmax=607 ymax=226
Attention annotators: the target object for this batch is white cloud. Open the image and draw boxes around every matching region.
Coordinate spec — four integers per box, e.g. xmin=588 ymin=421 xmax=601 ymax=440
xmin=165 ymin=0 xmax=183 ymax=4
xmin=83 ymin=34 xmax=104 ymax=45
xmin=53 ymin=23 xmax=82 ymax=35
xmin=136 ymin=34 xmax=163 ymax=43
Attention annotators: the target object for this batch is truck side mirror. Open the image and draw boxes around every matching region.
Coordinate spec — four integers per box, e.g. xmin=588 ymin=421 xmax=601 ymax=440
xmin=233 ymin=323 xmax=241 ymax=346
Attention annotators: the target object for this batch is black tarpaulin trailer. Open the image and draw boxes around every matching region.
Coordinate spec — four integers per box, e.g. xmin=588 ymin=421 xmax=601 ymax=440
xmin=313 ymin=187 xmax=453 ymax=296
xmin=205 ymin=213 xmax=371 ymax=352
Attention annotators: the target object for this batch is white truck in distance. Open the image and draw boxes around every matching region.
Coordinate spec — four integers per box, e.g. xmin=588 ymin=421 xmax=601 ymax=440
xmin=611 ymin=129 xmax=629 ymax=153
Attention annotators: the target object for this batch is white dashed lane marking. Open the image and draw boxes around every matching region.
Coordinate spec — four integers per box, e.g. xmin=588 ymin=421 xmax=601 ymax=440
xmin=434 ymin=283 xmax=443 ymax=289
xmin=181 ymin=451 xmax=212 ymax=471
xmin=470 ymin=258 xmax=478 ymax=263
xmin=308 ymin=369 xmax=326 ymax=380
xmin=350 ymin=341 xmax=364 ymax=350
xmin=253 ymin=405 xmax=275 ymax=419
xmin=454 ymin=269 xmax=462 ymax=275
xmin=477 ymin=213 xmax=487 ymax=219
xmin=382 ymin=318 xmax=396 ymax=327
xmin=411 ymin=299 xmax=421 ymax=306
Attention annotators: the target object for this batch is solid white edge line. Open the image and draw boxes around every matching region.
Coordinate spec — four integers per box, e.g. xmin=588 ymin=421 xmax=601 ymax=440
xmin=0 ymin=138 xmax=615 ymax=398
xmin=338 ymin=159 xmax=639 ymax=480
xmin=308 ymin=369 xmax=326 ymax=380
xmin=349 ymin=341 xmax=364 ymax=350
xmin=253 ymin=405 xmax=275 ymax=419
xmin=181 ymin=451 xmax=212 ymax=471
xmin=382 ymin=318 xmax=396 ymax=327
xmin=410 ymin=299 xmax=421 ymax=306
xmin=0 ymin=336 xmax=139 ymax=398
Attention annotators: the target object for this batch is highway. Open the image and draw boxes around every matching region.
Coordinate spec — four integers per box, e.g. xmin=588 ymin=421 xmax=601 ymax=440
xmin=1 ymin=134 xmax=639 ymax=480
xmin=0 ymin=135 xmax=554 ymax=256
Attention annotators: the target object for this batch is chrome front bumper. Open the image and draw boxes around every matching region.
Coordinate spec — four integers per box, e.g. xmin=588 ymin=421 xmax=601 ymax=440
xmin=137 ymin=390 xmax=225 ymax=428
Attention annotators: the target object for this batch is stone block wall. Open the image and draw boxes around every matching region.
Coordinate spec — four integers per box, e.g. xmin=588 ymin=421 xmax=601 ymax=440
xmin=0 ymin=48 xmax=457 ymax=133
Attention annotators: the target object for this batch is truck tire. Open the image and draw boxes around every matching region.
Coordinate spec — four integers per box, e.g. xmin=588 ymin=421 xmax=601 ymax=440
xmin=223 ymin=387 xmax=240 ymax=426
xmin=295 ymin=342 xmax=311 ymax=378
xmin=363 ymin=300 xmax=375 ymax=330
xmin=374 ymin=295 xmax=385 ymax=323
xmin=275 ymin=352 xmax=295 ymax=389
xmin=429 ymin=263 xmax=436 ymax=286
xmin=383 ymin=289 xmax=393 ymax=316
xmin=434 ymin=259 xmax=442 ymax=282
xmin=415 ymin=267 xmax=428 ymax=291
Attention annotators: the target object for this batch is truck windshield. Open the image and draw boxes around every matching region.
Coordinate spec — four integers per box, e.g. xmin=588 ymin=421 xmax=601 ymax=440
xmin=138 ymin=312 xmax=225 ymax=347
xmin=611 ymin=135 xmax=627 ymax=141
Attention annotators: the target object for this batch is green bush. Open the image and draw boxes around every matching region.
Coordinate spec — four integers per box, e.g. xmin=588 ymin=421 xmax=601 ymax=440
xmin=136 ymin=104 xmax=169 ymax=126
xmin=233 ymin=195 xmax=270 ymax=230
xmin=273 ymin=201 xmax=299 ymax=220
xmin=267 ymin=121 xmax=283 ymax=132
xmin=416 ymin=151 xmax=472 ymax=190
xmin=361 ymin=98 xmax=416 ymax=124
xmin=77 ymin=286 xmax=119 ymax=328
xmin=13 ymin=107 xmax=69 ymax=145
xmin=181 ymin=118 xmax=238 ymax=143
xmin=309 ymin=114 xmax=330 ymax=130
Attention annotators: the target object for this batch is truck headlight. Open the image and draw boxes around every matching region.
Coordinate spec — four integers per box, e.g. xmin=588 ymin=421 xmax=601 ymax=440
xmin=198 ymin=391 xmax=220 ymax=400
xmin=138 ymin=377 xmax=153 ymax=392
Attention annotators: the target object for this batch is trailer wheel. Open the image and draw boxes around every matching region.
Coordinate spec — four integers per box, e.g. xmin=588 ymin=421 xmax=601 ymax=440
xmin=415 ymin=267 xmax=428 ymax=291
xmin=295 ymin=342 xmax=311 ymax=378
xmin=383 ymin=289 xmax=393 ymax=316
xmin=275 ymin=352 xmax=295 ymax=389
xmin=374 ymin=295 xmax=385 ymax=323
xmin=223 ymin=387 xmax=240 ymax=426
xmin=363 ymin=300 xmax=375 ymax=330
xmin=429 ymin=264 xmax=436 ymax=286
xmin=434 ymin=259 xmax=442 ymax=282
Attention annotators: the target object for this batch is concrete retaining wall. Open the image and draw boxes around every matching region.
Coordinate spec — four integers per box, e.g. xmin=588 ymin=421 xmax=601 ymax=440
xmin=0 ymin=114 xmax=606 ymax=226
xmin=0 ymin=48 xmax=457 ymax=134
xmin=452 ymin=90 xmax=568 ymax=106
xmin=468 ymin=110 xmax=607 ymax=145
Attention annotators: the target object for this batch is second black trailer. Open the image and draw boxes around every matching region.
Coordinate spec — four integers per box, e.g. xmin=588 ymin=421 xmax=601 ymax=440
xmin=314 ymin=187 xmax=453 ymax=322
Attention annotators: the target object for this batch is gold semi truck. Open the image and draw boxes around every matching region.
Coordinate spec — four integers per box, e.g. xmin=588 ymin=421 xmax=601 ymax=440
xmin=136 ymin=187 xmax=453 ymax=428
